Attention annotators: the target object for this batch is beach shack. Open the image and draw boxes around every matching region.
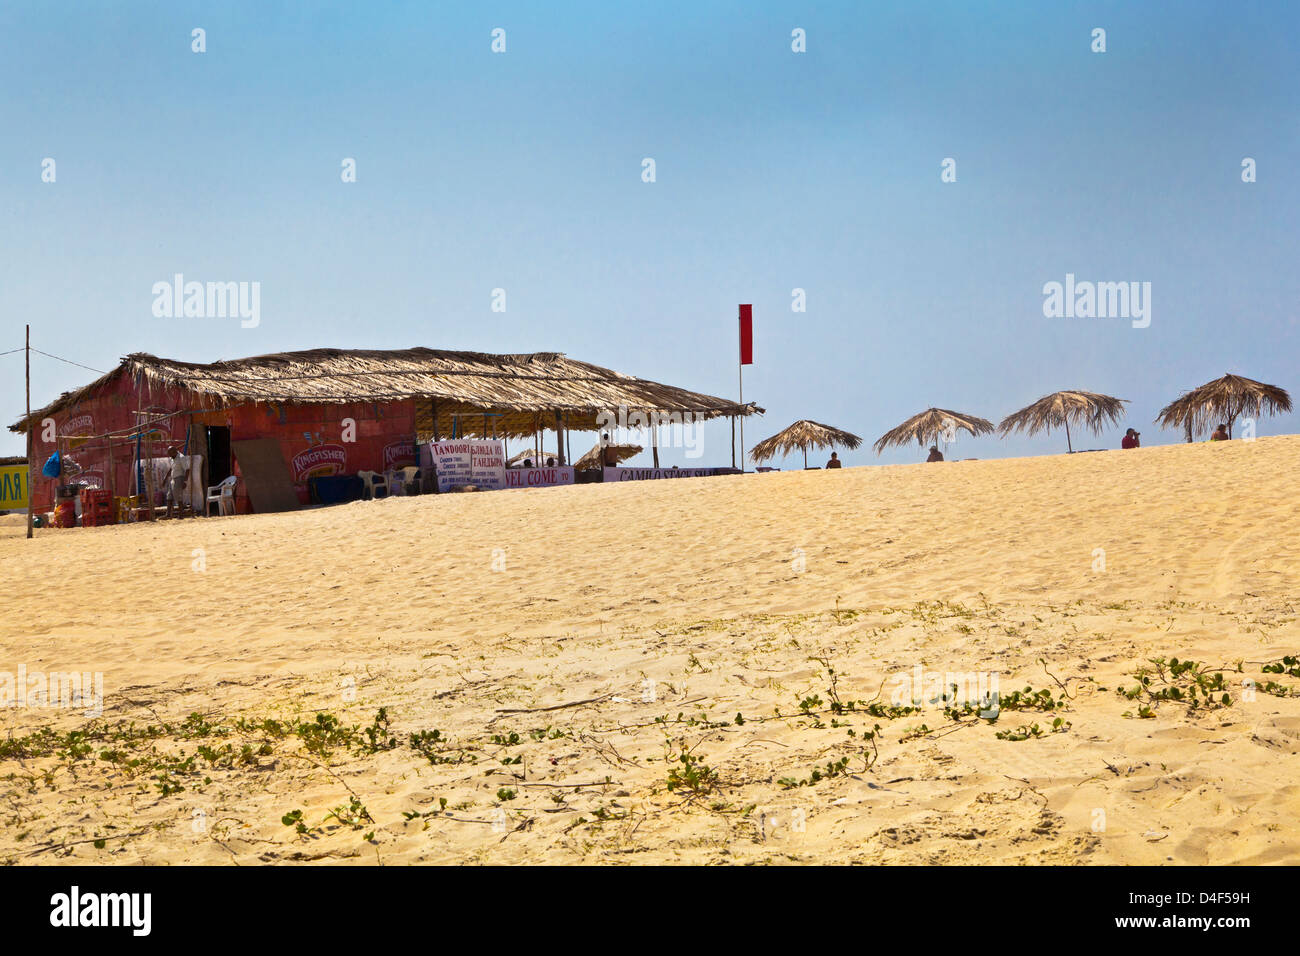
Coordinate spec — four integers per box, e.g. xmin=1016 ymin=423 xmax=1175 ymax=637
xmin=10 ymin=347 xmax=760 ymax=519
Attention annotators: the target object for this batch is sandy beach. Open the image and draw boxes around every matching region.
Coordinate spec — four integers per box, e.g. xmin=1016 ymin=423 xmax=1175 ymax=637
xmin=2 ymin=435 xmax=1298 ymax=865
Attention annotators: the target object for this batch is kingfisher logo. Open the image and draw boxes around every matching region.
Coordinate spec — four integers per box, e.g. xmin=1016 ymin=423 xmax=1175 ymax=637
xmin=383 ymin=439 xmax=416 ymax=468
xmin=142 ymin=407 xmax=173 ymax=438
xmin=62 ymin=413 xmax=94 ymax=436
xmin=49 ymin=886 xmax=151 ymax=936
xmin=291 ymin=444 xmax=347 ymax=482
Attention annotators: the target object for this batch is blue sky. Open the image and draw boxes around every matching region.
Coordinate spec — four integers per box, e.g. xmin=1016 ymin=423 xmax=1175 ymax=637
xmin=2 ymin=0 xmax=1296 ymax=465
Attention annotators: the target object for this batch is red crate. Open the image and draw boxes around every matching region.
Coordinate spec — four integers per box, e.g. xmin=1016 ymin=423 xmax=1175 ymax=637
xmin=80 ymin=489 xmax=115 ymax=527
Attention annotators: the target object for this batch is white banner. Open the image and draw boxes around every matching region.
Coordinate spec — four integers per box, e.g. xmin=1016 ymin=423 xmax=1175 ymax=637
xmin=429 ymin=440 xmax=506 ymax=492
xmin=505 ymin=467 xmax=575 ymax=488
xmin=603 ymin=467 xmax=734 ymax=481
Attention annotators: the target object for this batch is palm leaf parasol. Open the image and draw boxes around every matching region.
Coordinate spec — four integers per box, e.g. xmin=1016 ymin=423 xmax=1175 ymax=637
xmin=573 ymin=442 xmax=642 ymax=470
xmin=873 ymin=408 xmax=994 ymax=456
xmin=749 ymin=420 xmax=863 ymax=469
xmin=1155 ymin=373 xmax=1291 ymax=440
xmin=998 ymin=390 xmax=1129 ymax=453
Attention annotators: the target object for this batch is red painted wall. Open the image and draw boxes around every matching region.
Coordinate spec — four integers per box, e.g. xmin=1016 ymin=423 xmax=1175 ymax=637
xmin=26 ymin=370 xmax=417 ymax=514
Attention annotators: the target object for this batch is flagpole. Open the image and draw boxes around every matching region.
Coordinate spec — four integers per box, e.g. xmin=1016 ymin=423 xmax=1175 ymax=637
xmin=737 ymin=303 xmax=751 ymax=473
xmin=738 ymin=362 xmax=744 ymax=474
xmin=25 ymin=324 xmax=33 ymax=540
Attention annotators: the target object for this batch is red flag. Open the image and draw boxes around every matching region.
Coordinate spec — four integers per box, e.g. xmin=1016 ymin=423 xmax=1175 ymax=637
xmin=738 ymin=304 xmax=753 ymax=365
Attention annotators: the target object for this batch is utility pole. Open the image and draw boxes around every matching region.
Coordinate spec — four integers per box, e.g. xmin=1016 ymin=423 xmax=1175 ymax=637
xmin=25 ymin=325 xmax=33 ymax=539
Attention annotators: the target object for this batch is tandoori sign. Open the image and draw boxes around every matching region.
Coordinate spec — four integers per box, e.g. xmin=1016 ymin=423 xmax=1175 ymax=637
xmin=428 ymin=440 xmax=506 ymax=492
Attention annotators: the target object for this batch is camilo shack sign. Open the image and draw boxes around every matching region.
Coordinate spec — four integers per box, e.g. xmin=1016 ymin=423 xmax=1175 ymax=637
xmin=604 ymin=466 xmax=733 ymax=481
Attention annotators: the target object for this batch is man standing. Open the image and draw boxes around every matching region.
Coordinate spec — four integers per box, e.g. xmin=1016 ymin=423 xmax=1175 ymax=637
xmin=1121 ymin=428 xmax=1140 ymax=448
xmin=166 ymin=446 xmax=189 ymax=518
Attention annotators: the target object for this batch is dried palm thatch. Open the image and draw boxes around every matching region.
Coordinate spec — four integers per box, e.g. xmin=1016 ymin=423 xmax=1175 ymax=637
xmin=873 ymin=408 xmax=993 ymax=455
xmin=573 ymin=442 xmax=642 ymax=470
xmin=998 ymin=390 xmax=1129 ymax=453
xmin=10 ymin=348 xmax=761 ymax=439
xmin=749 ymin=420 xmax=862 ymax=469
xmin=1155 ymin=373 xmax=1291 ymax=441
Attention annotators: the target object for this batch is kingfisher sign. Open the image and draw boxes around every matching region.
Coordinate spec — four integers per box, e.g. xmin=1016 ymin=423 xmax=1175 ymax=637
xmin=291 ymin=444 xmax=347 ymax=482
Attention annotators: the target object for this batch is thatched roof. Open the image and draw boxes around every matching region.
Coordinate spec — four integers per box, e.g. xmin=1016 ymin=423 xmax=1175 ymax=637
xmin=998 ymin=390 xmax=1128 ymax=451
xmin=874 ymin=407 xmax=993 ymax=454
xmin=1155 ymin=373 xmax=1291 ymax=438
xmin=10 ymin=348 xmax=761 ymax=438
xmin=573 ymin=442 xmax=642 ymax=470
xmin=749 ymin=420 xmax=862 ymax=463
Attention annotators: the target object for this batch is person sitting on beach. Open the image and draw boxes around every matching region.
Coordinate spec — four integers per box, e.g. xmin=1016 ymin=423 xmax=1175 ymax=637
xmin=165 ymin=446 xmax=189 ymax=518
xmin=523 ymin=458 xmax=534 ymax=468
xmin=545 ymin=457 xmax=556 ymax=467
xmin=926 ymin=445 xmax=944 ymax=462
xmin=825 ymin=452 xmax=842 ymax=469
xmin=1121 ymin=428 xmax=1140 ymax=449
xmin=1210 ymin=423 xmax=1230 ymax=441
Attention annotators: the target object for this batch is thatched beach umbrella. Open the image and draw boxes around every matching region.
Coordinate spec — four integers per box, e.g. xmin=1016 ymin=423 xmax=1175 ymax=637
xmin=573 ymin=442 xmax=642 ymax=470
xmin=1155 ymin=373 xmax=1292 ymax=440
xmin=998 ymin=390 xmax=1128 ymax=453
xmin=873 ymin=408 xmax=994 ymax=456
xmin=750 ymin=420 xmax=863 ymax=469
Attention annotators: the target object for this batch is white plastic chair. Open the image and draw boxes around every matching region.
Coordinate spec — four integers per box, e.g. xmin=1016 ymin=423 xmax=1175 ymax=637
xmin=206 ymin=475 xmax=238 ymax=516
xmin=358 ymin=471 xmax=389 ymax=500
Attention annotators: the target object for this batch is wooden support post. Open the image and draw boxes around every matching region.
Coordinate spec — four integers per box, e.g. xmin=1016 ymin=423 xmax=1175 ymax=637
xmin=730 ymin=416 xmax=735 ymax=470
xmin=652 ymin=424 xmax=659 ymax=469
xmin=144 ymin=429 xmax=156 ymax=521
xmin=554 ymin=410 xmax=565 ymax=465
xmin=25 ymin=325 xmax=32 ymax=539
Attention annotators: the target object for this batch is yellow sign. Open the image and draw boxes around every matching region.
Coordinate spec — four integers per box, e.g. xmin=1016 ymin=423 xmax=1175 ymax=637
xmin=0 ymin=465 xmax=29 ymax=510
